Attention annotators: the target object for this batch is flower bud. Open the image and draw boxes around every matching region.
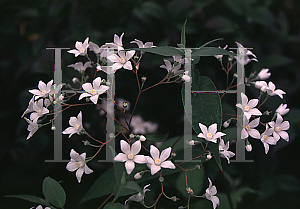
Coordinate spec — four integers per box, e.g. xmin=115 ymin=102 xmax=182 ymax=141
xmin=189 ymin=140 xmax=195 ymax=146
xmin=276 ymin=104 xmax=289 ymax=116
xmin=141 ymin=76 xmax=147 ymax=82
xmin=171 ymin=196 xmax=179 ymax=202
xmin=51 ymin=125 xmax=56 ymax=131
xmin=139 ymin=135 xmax=146 ymax=141
xmin=129 ymin=134 xmax=134 ymax=139
xmin=96 ymin=64 xmax=102 ymax=71
xmin=159 ymin=176 xmax=164 ymax=182
xmin=134 ymin=172 xmax=142 ymax=179
xmin=122 ymin=101 xmax=128 ymax=108
xmin=72 ymin=77 xmax=80 ymax=84
xmin=246 ymin=142 xmax=252 ymax=152
xmin=257 ymin=68 xmax=271 ymax=80
xmin=182 ymin=75 xmax=191 ymax=82
xmin=206 ymin=154 xmax=212 ymax=160
xmin=223 ymin=121 xmax=230 ymax=128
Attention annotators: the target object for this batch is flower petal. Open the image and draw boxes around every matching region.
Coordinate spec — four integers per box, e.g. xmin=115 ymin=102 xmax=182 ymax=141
xmin=66 ymin=161 xmax=79 ymax=172
xmin=84 ymin=164 xmax=93 ymax=174
xmin=131 ymin=140 xmax=141 ymax=156
xmin=150 ymin=164 xmax=161 ymax=175
xmin=133 ymin=155 xmax=147 ymax=164
xmin=248 ymin=99 xmax=258 ymax=109
xmin=199 ymin=123 xmax=208 ymax=136
xmin=125 ymin=160 xmax=135 ymax=174
xmin=160 ymin=147 xmax=171 ymax=162
xmin=150 ymin=145 xmax=160 ymax=160
xmin=120 ymin=140 xmax=130 ymax=155
xmin=160 ymin=160 xmax=176 ymax=169
xmin=76 ymin=167 xmax=84 ymax=183
xmin=208 ymin=123 xmax=217 ymax=135
xmin=114 ymin=153 xmax=127 ymax=162
xmin=248 ymin=129 xmax=261 ymax=139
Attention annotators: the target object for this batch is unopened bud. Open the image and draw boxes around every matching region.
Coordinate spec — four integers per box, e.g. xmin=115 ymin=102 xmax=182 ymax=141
xmin=171 ymin=196 xmax=179 ymax=202
xmin=189 ymin=140 xmax=195 ymax=146
xmin=96 ymin=64 xmax=102 ymax=71
xmin=72 ymin=77 xmax=80 ymax=84
xmin=139 ymin=135 xmax=146 ymax=141
xmin=223 ymin=121 xmax=230 ymax=128
xmin=195 ymin=164 xmax=201 ymax=169
xmin=207 ymin=154 xmax=212 ymax=160
xmin=51 ymin=125 xmax=56 ymax=131
xmin=263 ymin=110 xmax=271 ymax=116
xmin=159 ymin=176 xmax=164 ymax=182
xmin=246 ymin=141 xmax=252 ymax=152
xmin=83 ymin=140 xmax=90 ymax=146
xmin=141 ymin=76 xmax=146 ymax=82
xmin=134 ymin=172 xmax=142 ymax=179
xmin=129 ymin=134 xmax=134 ymax=139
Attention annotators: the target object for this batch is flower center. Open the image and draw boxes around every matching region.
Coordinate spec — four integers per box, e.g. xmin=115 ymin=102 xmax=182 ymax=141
xmin=42 ymin=90 xmax=46 ymax=94
xmin=78 ymin=161 xmax=84 ymax=167
xmin=120 ymin=58 xmax=126 ymax=64
xmin=155 ymin=158 xmax=161 ymax=166
xmin=244 ymin=105 xmax=249 ymax=111
xmin=37 ymin=110 xmax=41 ymax=114
xmin=128 ymin=153 xmax=134 ymax=160
xmin=80 ymin=48 xmax=84 ymax=52
xmin=74 ymin=124 xmax=80 ymax=129
xmin=210 ymin=192 xmax=213 ymax=197
xmin=91 ymin=89 xmax=95 ymax=94
xmin=275 ymin=126 xmax=281 ymax=132
xmin=207 ymin=133 xmax=212 ymax=139
xmin=246 ymin=125 xmax=250 ymax=130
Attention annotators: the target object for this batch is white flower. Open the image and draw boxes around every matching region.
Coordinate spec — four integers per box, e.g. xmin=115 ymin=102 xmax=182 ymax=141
xmin=197 ymin=123 xmax=226 ymax=143
xmin=219 ymin=139 xmax=235 ymax=164
xmin=130 ymin=39 xmax=155 ymax=48
xmin=257 ymin=68 xmax=271 ymax=80
xmin=260 ymin=125 xmax=277 ymax=154
xmin=254 ymin=81 xmax=268 ymax=92
xmin=114 ymin=140 xmax=147 ymax=174
xmin=160 ymin=59 xmax=183 ymax=75
xmin=107 ymin=50 xmax=135 ymax=72
xmin=30 ymin=205 xmax=51 ymax=209
xmin=235 ymin=42 xmax=258 ymax=65
xmin=68 ymin=37 xmax=89 ymax=57
xmin=241 ymin=117 xmax=260 ymax=139
xmin=268 ymin=114 xmax=290 ymax=142
xmin=182 ymin=71 xmax=191 ymax=82
xmin=66 ymin=149 xmax=93 ymax=183
xmin=29 ymin=99 xmax=49 ymax=122
xmin=205 ymin=178 xmax=220 ymax=209
xmin=79 ymin=77 xmax=109 ymax=104
xmin=173 ymin=55 xmax=185 ymax=64
xmin=146 ymin=146 xmax=176 ymax=175
xmin=236 ymin=92 xmax=262 ymax=120
xmin=68 ymin=61 xmax=92 ymax=73
xmin=106 ymin=33 xmax=124 ymax=51
xmin=214 ymin=45 xmax=228 ymax=60
xmin=276 ymin=104 xmax=289 ymax=116
xmin=125 ymin=184 xmax=150 ymax=205
xmin=88 ymin=42 xmax=109 ymax=58
xmin=21 ymin=97 xmax=35 ymax=118
xmin=62 ymin=111 xmax=83 ymax=138
xmin=266 ymin=81 xmax=286 ymax=99
xmin=24 ymin=117 xmax=39 ymax=140
xmin=29 ymin=80 xmax=53 ymax=99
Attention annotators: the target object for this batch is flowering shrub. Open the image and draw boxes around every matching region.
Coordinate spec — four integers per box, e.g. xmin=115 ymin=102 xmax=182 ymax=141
xmin=11 ymin=21 xmax=290 ymax=209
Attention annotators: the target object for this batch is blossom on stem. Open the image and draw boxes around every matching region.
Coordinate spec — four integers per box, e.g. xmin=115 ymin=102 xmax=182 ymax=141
xmin=78 ymin=77 xmax=109 ymax=104
xmin=276 ymin=104 xmax=289 ymax=116
xmin=146 ymin=145 xmax=176 ymax=175
xmin=197 ymin=123 xmax=226 ymax=143
xmin=266 ymin=81 xmax=286 ymax=99
xmin=205 ymin=178 xmax=220 ymax=209
xmin=241 ymin=117 xmax=260 ymax=139
xmin=254 ymin=81 xmax=268 ymax=92
xmin=268 ymin=114 xmax=290 ymax=142
xmin=114 ymin=140 xmax=147 ymax=174
xmin=160 ymin=59 xmax=183 ymax=75
xmin=66 ymin=149 xmax=93 ymax=183
xmin=30 ymin=100 xmax=49 ymax=122
xmin=182 ymin=71 xmax=191 ymax=82
xmin=29 ymin=80 xmax=53 ymax=99
xmin=236 ymin=92 xmax=262 ymax=120
xmin=235 ymin=42 xmax=258 ymax=65
xmin=62 ymin=111 xmax=83 ymax=138
xmin=68 ymin=61 xmax=92 ymax=73
xmin=68 ymin=37 xmax=89 ymax=57
xmin=88 ymin=42 xmax=109 ymax=58
xmin=260 ymin=125 xmax=277 ymax=154
xmin=257 ymin=68 xmax=271 ymax=80
xmin=214 ymin=45 xmax=228 ymax=60
xmin=30 ymin=205 xmax=51 ymax=209
xmin=106 ymin=33 xmax=124 ymax=51
xmin=21 ymin=97 xmax=35 ymax=118
xmin=125 ymin=184 xmax=150 ymax=205
xmin=24 ymin=117 xmax=39 ymax=140
xmin=107 ymin=50 xmax=135 ymax=72
xmin=130 ymin=39 xmax=155 ymax=48
xmin=219 ymin=139 xmax=235 ymax=164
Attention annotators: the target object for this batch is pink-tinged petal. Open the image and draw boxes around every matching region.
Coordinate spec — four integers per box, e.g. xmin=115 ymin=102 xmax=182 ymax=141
xmin=130 ymin=39 xmax=143 ymax=48
xmin=278 ymin=131 xmax=289 ymax=142
xmin=160 ymin=147 xmax=171 ymax=162
xmin=114 ymin=153 xmax=127 ymax=162
xmin=80 ymin=153 xmax=86 ymax=160
xmin=75 ymin=41 xmax=82 ymax=50
xmin=79 ymin=93 xmax=91 ymax=100
xmin=125 ymin=160 xmax=135 ymax=174
xmin=107 ymin=54 xmax=121 ymax=63
xmin=210 ymin=185 xmax=217 ymax=195
xmin=41 ymin=107 xmax=49 ymax=115
xmin=241 ymin=128 xmax=249 ymax=139
xmin=84 ymin=164 xmax=93 ymax=174
xmin=199 ymin=123 xmax=208 ymax=136
xmin=144 ymin=42 xmax=154 ymax=48
xmin=38 ymin=80 xmax=46 ymax=91
xmin=30 ymin=112 xmax=39 ymax=122
xmin=150 ymin=164 xmax=161 ymax=175
xmin=208 ymin=178 xmax=213 ymax=188
xmin=69 ymin=116 xmax=78 ymax=126
xmin=90 ymin=95 xmax=99 ymax=104
xmin=66 ymin=161 xmax=79 ymax=172
xmin=280 ymin=121 xmax=290 ymax=130
xmin=263 ymin=142 xmax=269 ymax=154
xmin=131 ymin=140 xmax=141 ymax=155
xmin=111 ymin=63 xmax=123 ymax=71
xmin=248 ymin=108 xmax=262 ymax=116
xmin=236 ymin=104 xmax=243 ymax=110
xmin=248 ymin=129 xmax=260 ymax=139
xmin=268 ymin=121 xmax=275 ymax=128
xmin=248 ymin=99 xmax=258 ymax=109
xmin=208 ymin=123 xmax=217 ymax=135
xmin=208 ymin=138 xmax=218 ymax=143
xmin=274 ymin=90 xmax=286 ymax=98
xmin=125 ymin=50 xmax=136 ymax=60
xmin=62 ymin=127 xmax=76 ymax=137
xmin=268 ymin=81 xmax=276 ymax=90
xmin=133 ymin=155 xmax=147 ymax=164
xmin=212 ymin=132 xmax=226 ymax=140
xmin=210 ymin=196 xmax=220 ymax=209
xmin=120 ymin=140 xmax=130 ymax=155
xmin=160 ymin=160 xmax=176 ymax=169
xmin=123 ymin=61 xmax=132 ymax=70
xmin=77 ymin=111 xmax=82 ymax=124
xmin=146 ymin=156 xmax=154 ymax=165
xmin=224 ymin=141 xmax=230 ymax=150
xmin=276 ymin=114 xmax=283 ymax=124
xmin=150 ymin=145 xmax=160 ymax=160
xmin=29 ymin=89 xmax=43 ymax=96
xmin=76 ymin=167 xmax=84 ymax=183
xmin=70 ymin=149 xmax=81 ymax=161
xmin=92 ymin=77 xmax=102 ymax=89
xmin=98 ymin=86 xmax=109 ymax=95
xmin=46 ymin=80 xmax=53 ymax=90
xmin=68 ymin=49 xmax=80 ymax=57
xmin=82 ymin=83 xmax=93 ymax=91
xmin=249 ymin=118 xmax=260 ymax=128
xmin=266 ymin=137 xmax=277 ymax=145
xmin=83 ymin=37 xmax=89 ymax=47
xmin=273 ymin=132 xmax=280 ymax=141
xmin=241 ymin=92 xmax=248 ymax=106
xmin=118 ymin=50 xmax=126 ymax=58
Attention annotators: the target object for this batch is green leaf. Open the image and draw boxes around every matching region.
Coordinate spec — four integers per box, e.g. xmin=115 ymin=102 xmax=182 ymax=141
xmin=192 ymin=47 xmax=235 ymax=57
xmin=42 ymin=177 xmax=66 ymax=208
xmin=109 ymin=145 xmax=126 ymax=185
xmin=180 ymin=19 xmax=187 ymax=48
xmin=5 ymin=195 xmax=50 ymax=206
xmin=198 ymin=38 xmax=224 ymax=48
xmin=181 ymin=69 xmax=223 ymax=171
xmin=113 ymin=183 xmax=137 ymax=199
xmin=125 ymin=181 xmax=143 ymax=195
xmin=128 ymin=46 xmax=184 ymax=56
xmin=145 ymin=132 xmax=169 ymax=142
xmin=103 ymin=202 xmax=126 ymax=209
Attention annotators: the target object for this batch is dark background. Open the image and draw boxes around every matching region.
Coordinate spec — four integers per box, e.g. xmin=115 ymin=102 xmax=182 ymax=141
xmin=1 ymin=0 xmax=300 ymax=208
